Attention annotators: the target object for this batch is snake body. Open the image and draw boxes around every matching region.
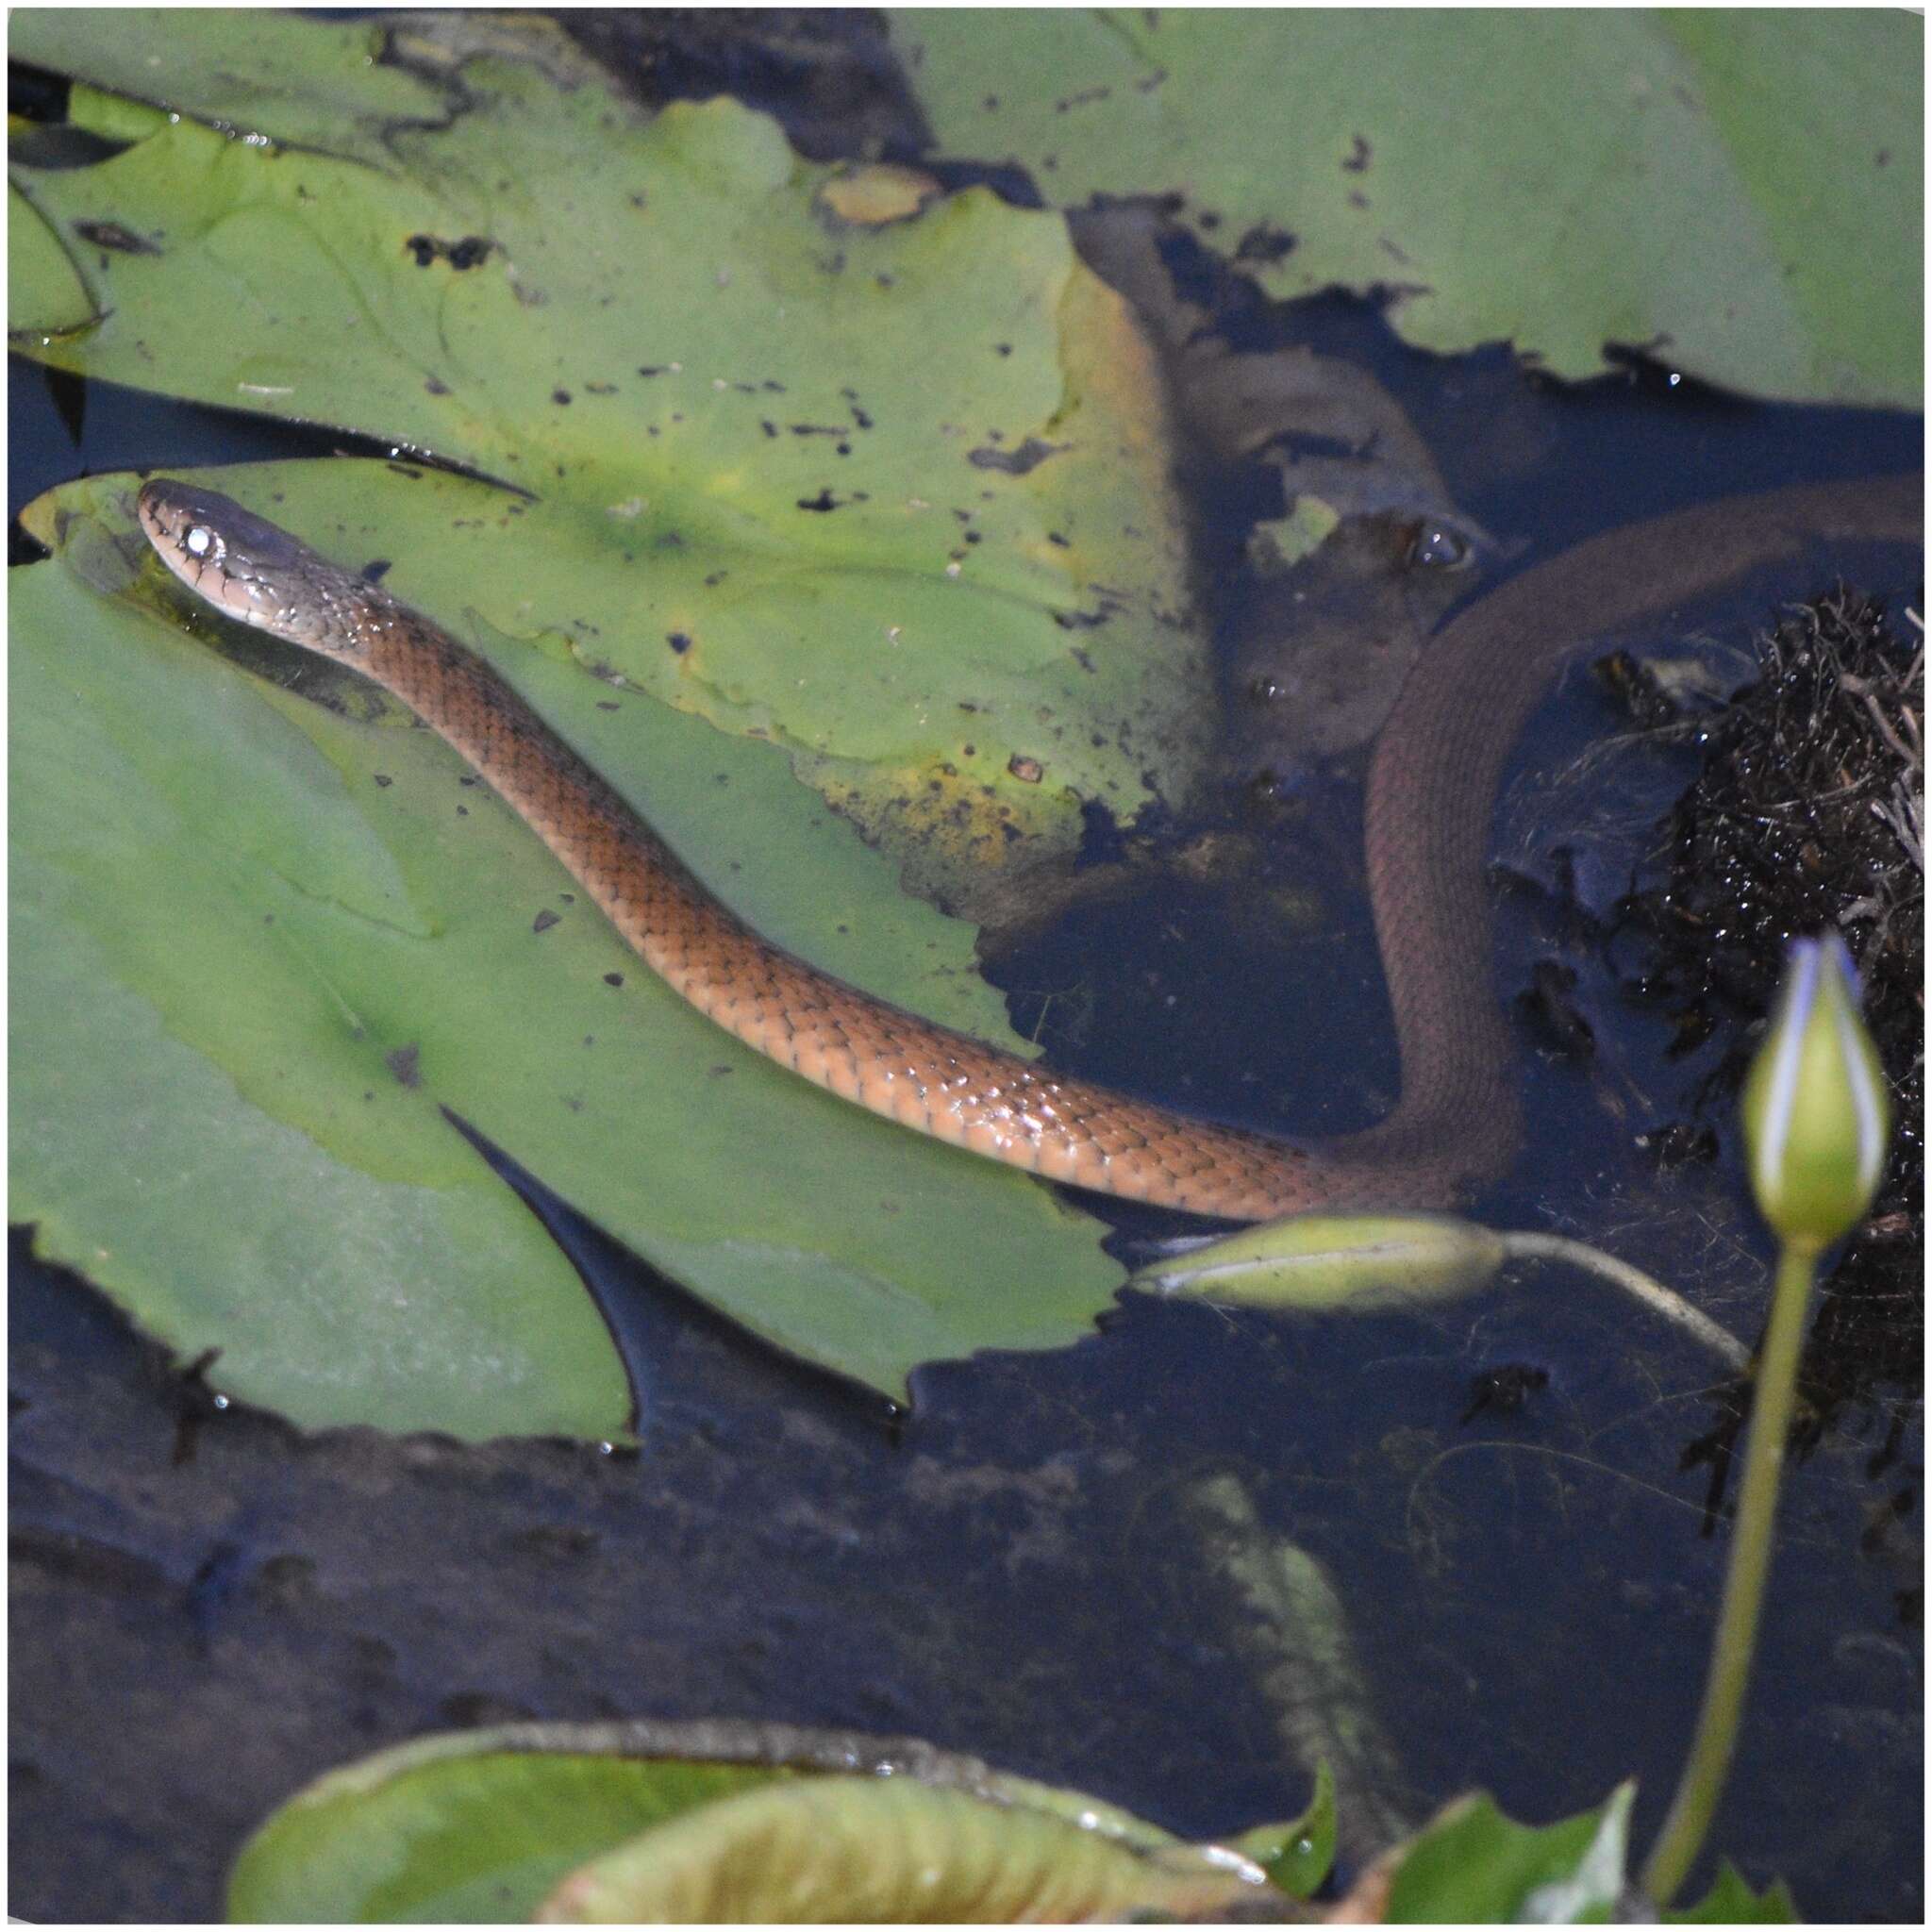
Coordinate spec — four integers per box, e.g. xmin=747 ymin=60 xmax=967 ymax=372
xmin=137 ymin=475 xmax=1919 ymax=1221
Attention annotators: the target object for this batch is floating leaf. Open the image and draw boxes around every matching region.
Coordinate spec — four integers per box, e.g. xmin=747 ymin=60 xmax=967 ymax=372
xmin=12 ymin=474 xmax=1119 ymax=1432
xmin=539 ymin=1776 xmax=1270 ymax=1924
xmin=892 ymin=10 xmax=1921 ymax=406
xmin=224 ymin=1717 xmax=1267 ymax=1925
xmin=227 ymin=1725 xmax=795 ymax=1924
xmin=12 ymin=8 xmax=466 ymax=161
xmin=1374 ymin=1785 xmax=1798 ymax=1923
xmin=7 ymin=5 xmax=1221 ymax=1426
xmin=9 ymin=14 xmax=1208 ymax=909
xmin=8 ymin=178 xmax=96 ymax=338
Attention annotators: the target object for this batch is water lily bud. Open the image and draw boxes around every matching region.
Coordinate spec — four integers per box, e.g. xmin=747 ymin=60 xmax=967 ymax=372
xmin=1130 ymin=1212 xmax=1507 ymax=1311
xmin=1740 ymin=935 xmax=1890 ymax=1252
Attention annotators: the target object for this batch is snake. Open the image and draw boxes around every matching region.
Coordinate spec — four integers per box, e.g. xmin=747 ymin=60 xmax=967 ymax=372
xmin=136 ymin=474 xmax=1919 ymax=1222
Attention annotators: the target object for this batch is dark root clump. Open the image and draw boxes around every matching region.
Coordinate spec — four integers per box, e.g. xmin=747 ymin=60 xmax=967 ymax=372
xmin=1624 ymin=587 xmax=1924 ymax=1419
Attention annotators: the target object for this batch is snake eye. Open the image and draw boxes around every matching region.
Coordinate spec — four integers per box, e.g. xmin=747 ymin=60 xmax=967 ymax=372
xmin=185 ymin=523 xmax=224 ymax=565
xmin=1248 ymin=674 xmax=1287 ymax=704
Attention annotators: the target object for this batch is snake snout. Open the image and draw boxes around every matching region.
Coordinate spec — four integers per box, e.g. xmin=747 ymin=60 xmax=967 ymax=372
xmin=138 ymin=477 xmax=345 ymax=644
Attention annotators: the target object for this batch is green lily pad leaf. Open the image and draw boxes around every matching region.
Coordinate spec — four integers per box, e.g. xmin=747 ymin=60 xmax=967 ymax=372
xmin=223 ymin=1717 xmax=1264 ymax=1924
xmin=892 ymin=10 xmax=1921 ymax=406
xmin=8 ymin=8 xmax=457 ymax=160
xmin=1224 ymin=1761 xmax=1338 ymax=1900
xmin=9 ymin=21 xmax=1208 ymax=1428
xmin=8 ymin=13 xmax=1208 ymax=913
xmin=225 ymin=1724 xmax=800 ymax=1924
xmin=7 ymin=178 xmax=97 ymax=339
xmin=11 ymin=471 xmax=1121 ymax=1431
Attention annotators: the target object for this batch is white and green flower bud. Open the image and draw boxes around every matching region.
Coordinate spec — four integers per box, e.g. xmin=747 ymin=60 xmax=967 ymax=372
xmin=1740 ymin=935 xmax=1890 ymax=1252
xmin=1130 ymin=1212 xmax=1507 ymax=1311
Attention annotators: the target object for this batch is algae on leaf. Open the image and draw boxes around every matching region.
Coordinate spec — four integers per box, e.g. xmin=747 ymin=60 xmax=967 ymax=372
xmin=891 ymin=8 xmax=1921 ymax=407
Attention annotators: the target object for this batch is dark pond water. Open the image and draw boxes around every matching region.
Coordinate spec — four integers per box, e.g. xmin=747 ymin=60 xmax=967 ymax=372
xmin=9 ymin=23 xmax=1923 ymax=1924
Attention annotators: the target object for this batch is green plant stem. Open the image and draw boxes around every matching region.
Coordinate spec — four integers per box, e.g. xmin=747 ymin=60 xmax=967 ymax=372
xmin=1500 ymin=1232 xmax=1750 ymax=1372
xmin=1640 ymin=1238 xmax=1819 ymax=1906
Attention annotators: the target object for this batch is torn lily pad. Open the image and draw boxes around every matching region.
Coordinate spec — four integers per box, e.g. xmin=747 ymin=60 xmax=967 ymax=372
xmin=9 ymin=12 xmax=1211 ymax=916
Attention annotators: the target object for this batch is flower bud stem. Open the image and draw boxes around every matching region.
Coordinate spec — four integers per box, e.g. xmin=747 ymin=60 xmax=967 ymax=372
xmin=1500 ymin=1233 xmax=1750 ymax=1373
xmin=1641 ymin=1237 xmax=1821 ymax=1905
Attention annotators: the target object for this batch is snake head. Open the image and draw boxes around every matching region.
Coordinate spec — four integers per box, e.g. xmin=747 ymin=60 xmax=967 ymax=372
xmin=137 ymin=478 xmax=367 ymax=656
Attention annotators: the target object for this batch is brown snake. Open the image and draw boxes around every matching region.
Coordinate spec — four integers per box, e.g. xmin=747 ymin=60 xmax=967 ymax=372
xmin=137 ymin=475 xmax=1920 ymax=1221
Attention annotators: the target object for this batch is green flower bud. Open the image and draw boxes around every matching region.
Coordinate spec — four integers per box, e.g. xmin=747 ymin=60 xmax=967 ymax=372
xmin=1130 ymin=1212 xmax=1507 ymax=1311
xmin=1740 ymin=935 xmax=1890 ymax=1252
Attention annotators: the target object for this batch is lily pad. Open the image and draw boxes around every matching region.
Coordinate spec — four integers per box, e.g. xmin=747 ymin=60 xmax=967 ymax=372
xmin=9 ymin=9 xmax=496 ymax=165
xmin=11 ymin=470 xmax=1119 ymax=1433
xmin=539 ymin=1776 xmax=1268 ymax=1924
xmin=8 ymin=178 xmax=97 ymax=339
xmin=6 ymin=10 xmax=1218 ymax=1429
xmin=8 ymin=11 xmax=1208 ymax=909
xmin=223 ymin=1717 xmax=1269 ymax=1924
xmin=892 ymin=9 xmax=1921 ymax=406
xmin=225 ymin=1711 xmax=1798 ymax=1923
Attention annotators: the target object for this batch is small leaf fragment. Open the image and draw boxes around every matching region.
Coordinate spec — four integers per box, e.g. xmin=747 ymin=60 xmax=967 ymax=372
xmin=1669 ymin=1859 xmax=1798 ymax=1924
xmin=1224 ymin=1761 xmax=1338 ymax=1900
